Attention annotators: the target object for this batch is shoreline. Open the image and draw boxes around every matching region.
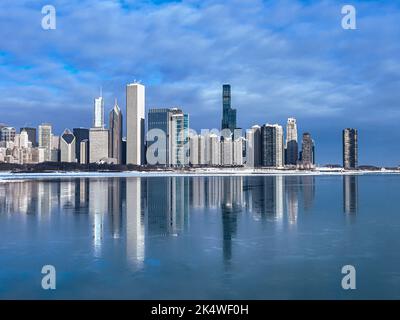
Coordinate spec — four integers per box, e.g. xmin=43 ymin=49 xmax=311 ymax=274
xmin=0 ymin=168 xmax=399 ymax=180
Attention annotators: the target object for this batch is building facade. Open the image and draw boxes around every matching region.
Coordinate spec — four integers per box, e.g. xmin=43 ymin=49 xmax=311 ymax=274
xmin=60 ymin=129 xmax=76 ymax=163
xmin=38 ymin=123 xmax=52 ymax=161
xmin=89 ymin=128 xmax=109 ymax=163
xmin=343 ymin=128 xmax=358 ymax=169
xmin=300 ymin=132 xmax=315 ymax=168
xmin=221 ymin=84 xmax=237 ymax=134
xmin=126 ymin=83 xmax=145 ymax=165
xmin=285 ymin=117 xmax=298 ymax=165
xmin=261 ymin=124 xmax=284 ymax=167
xmin=20 ymin=127 xmax=37 ymax=147
xmin=73 ymin=128 xmax=89 ymax=164
xmin=109 ymin=99 xmax=123 ymax=164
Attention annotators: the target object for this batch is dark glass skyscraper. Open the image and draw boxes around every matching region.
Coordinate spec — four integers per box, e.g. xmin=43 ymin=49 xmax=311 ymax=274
xmin=343 ymin=128 xmax=358 ymax=169
xmin=221 ymin=84 xmax=237 ymax=134
xmin=300 ymin=132 xmax=315 ymax=167
xmin=73 ymin=128 xmax=89 ymax=164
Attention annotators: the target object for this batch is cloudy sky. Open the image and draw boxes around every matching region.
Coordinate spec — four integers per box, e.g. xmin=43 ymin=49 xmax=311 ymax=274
xmin=0 ymin=0 xmax=399 ymax=165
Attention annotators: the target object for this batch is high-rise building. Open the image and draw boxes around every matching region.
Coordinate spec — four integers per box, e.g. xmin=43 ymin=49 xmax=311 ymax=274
xmin=209 ymin=134 xmax=220 ymax=166
xmin=109 ymin=99 xmax=123 ymax=164
xmin=94 ymin=94 xmax=105 ymax=128
xmin=89 ymin=128 xmax=109 ymax=163
xmin=19 ymin=130 xmax=29 ymax=148
xmin=169 ymin=108 xmax=189 ymax=166
xmin=261 ymin=124 xmax=284 ymax=167
xmin=245 ymin=125 xmax=261 ymax=167
xmin=1 ymin=127 xmax=16 ymax=142
xmin=343 ymin=128 xmax=358 ymax=169
xmin=300 ymin=132 xmax=315 ymax=168
xmin=285 ymin=118 xmax=298 ymax=165
xmin=343 ymin=175 xmax=358 ymax=214
xmin=60 ymin=129 xmax=76 ymax=163
xmin=148 ymin=108 xmax=171 ymax=166
xmin=20 ymin=127 xmax=37 ymax=147
xmin=221 ymin=84 xmax=237 ymax=134
xmin=73 ymin=128 xmax=89 ymax=164
xmin=38 ymin=123 xmax=52 ymax=161
xmin=189 ymin=134 xmax=199 ymax=166
xmin=148 ymin=107 xmax=188 ymax=166
xmin=233 ymin=137 xmax=244 ymax=166
xmin=126 ymin=83 xmax=145 ymax=165
xmin=198 ymin=135 xmax=206 ymax=165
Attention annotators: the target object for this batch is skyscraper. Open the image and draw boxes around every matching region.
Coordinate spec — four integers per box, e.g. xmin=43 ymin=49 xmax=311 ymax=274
xmin=261 ymin=124 xmax=284 ymax=167
xmin=221 ymin=84 xmax=237 ymax=134
xmin=0 ymin=127 xmax=16 ymax=142
xmin=189 ymin=134 xmax=200 ymax=166
xmin=60 ymin=129 xmax=76 ymax=163
xmin=20 ymin=127 xmax=37 ymax=147
xmin=94 ymin=94 xmax=105 ymax=128
xmin=126 ymin=83 xmax=145 ymax=165
xmin=343 ymin=128 xmax=358 ymax=169
xmin=245 ymin=125 xmax=261 ymax=167
xmin=89 ymin=128 xmax=109 ymax=163
xmin=109 ymin=99 xmax=123 ymax=164
xmin=38 ymin=123 xmax=52 ymax=161
xmin=169 ymin=108 xmax=189 ymax=166
xmin=285 ymin=118 xmax=298 ymax=165
xmin=73 ymin=128 xmax=89 ymax=164
xmin=19 ymin=130 xmax=29 ymax=148
xmin=300 ymin=132 xmax=315 ymax=168
xmin=148 ymin=107 xmax=189 ymax=166
xmin=221 ymin=137 xmax=233 ymax=166
xmin=148 ymin=108 xmax=170 ymax=166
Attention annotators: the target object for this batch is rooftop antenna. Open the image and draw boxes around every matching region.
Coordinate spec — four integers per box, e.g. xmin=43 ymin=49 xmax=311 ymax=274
xmin=100 ymin=86 xmax=103 ymax=97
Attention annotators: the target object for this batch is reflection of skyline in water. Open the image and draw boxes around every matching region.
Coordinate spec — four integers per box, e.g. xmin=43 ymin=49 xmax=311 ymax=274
xmin=343 ymin=175 xmax=358 ymax=215
xmin=0 ymin=175 xmax=358 ymax=267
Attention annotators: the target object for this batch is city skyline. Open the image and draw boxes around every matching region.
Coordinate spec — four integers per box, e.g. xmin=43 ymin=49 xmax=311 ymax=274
xmin=0 ymin=81 xmax=360 ymax=168
xmin=1 ymin=1 xmax=399 ymax=165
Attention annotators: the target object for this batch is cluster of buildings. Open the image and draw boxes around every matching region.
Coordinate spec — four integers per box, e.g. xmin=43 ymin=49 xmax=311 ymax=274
xmin=0 ymin=83 xmax=359 ymax=169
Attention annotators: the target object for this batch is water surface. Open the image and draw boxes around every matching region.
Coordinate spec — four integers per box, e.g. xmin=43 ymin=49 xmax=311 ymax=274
xmin=0 ymin=175 xmax=399 ymax=299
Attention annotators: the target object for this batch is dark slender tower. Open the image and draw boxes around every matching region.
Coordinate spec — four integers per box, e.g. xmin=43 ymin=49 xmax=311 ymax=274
xmin=343 ymin=128 xmax=358 ymax=169
xmin=221 ymin=84 xmax=237 ymax=134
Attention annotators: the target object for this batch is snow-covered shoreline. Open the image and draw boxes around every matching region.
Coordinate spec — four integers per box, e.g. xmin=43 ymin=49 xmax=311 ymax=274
xmin=0 ymin=167 xmax=399 ymax=180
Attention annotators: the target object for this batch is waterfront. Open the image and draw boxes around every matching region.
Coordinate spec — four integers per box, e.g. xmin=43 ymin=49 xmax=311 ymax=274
xmin=1 ymin=175 xmax=400 ymax=299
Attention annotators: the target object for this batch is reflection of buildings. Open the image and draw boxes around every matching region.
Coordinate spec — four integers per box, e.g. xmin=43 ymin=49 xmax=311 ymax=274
xmin=343 ymin=175 xmax=358 ymax=214
xmin=285 ymin=176 xmax=299 ymax=224
xmin=108 ymin=178 xmax=123 ymax=239
xmin=300 ymin=176 xmax=315 ymax=211
xmin=147 ymin=177 xmax=189 ymax=235
xmin=126 ymin=177 xmax=145 ymax=269
xmin=0 ymin=175 xmax=321 ymax=268
xmin=89 ymin=179 xmax=108 ymax=256
xmin=221 ymin=177 xmax=243 ymax=264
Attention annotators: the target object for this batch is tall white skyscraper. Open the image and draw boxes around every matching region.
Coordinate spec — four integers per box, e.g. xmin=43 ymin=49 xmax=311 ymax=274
xmin=38 ymin=123 xmax=52 ymax=161
xmin=285 ymin=117 xmax=298 ymax=165
xmin=126 ymin=83 xmax=145 ymax=165
xmin=60 ymin=129 xmax=76 ymax=163
xmin=94 ymin=95 xmax=105 ymax=128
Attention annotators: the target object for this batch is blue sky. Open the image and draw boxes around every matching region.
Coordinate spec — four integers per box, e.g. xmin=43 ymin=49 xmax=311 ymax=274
xmin=0 ymin=0 xmax=399 ymax=165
